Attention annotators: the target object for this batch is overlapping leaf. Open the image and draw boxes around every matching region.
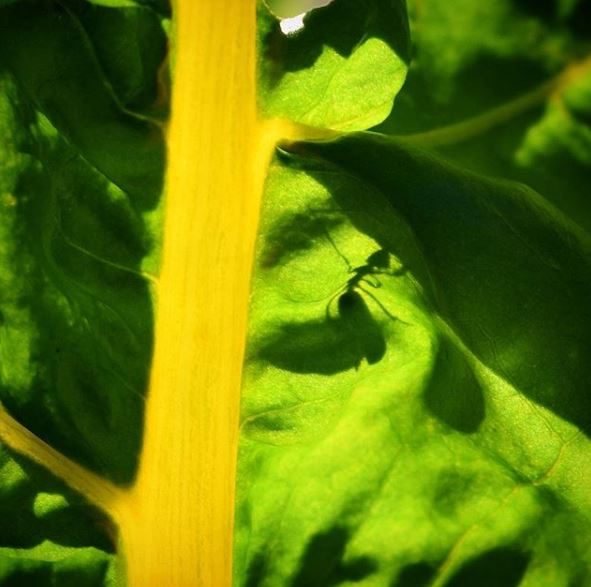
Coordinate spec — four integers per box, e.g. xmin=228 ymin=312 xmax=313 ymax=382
xmin=258 ymin=0 xmax=411 ymax=131
xmin=379 ymin=0 xmax=591 ymax=232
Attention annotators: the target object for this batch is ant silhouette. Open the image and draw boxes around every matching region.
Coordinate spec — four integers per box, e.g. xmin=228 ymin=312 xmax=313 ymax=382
xmin=322 ymin=229 xmax=405 ymax=323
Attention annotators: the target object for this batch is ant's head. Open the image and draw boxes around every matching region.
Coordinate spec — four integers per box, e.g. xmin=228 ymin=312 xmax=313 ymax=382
xmin=338 ymin=289 xmax=361 ymax=312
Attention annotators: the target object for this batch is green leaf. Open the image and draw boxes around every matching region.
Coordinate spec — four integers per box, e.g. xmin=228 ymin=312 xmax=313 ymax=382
xmin=264 ymin=0 xmax=333 ymax=19
xmin=378 ymin=0 xmax=591 ymax=232
xmin=258 ymin=0 xmax=411 ymax=131
xmin=1 ymin=0 xmax=589 ymax=585
xmin=0 ymin=0 xmax=166 ymax=581
xmin=0 ymin=0 xmax=164 ymax=484
xmin=235 ymin=135 xmax=591 ymax=585
xmin=73 ymin=2 xmax=169 ymax=117
xmin=0 ymin=0 xmax=166 ymax=207
xmin=0 ymin=445 xmax=118 ymax=586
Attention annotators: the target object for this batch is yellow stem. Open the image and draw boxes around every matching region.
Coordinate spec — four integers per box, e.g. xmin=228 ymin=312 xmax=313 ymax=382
xmin=117 ymin=1 xmax=265 ymax=585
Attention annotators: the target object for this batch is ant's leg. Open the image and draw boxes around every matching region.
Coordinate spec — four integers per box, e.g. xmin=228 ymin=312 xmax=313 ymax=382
xmin=372 ymin=267 xmax=407 ymax=279
xmin=362 ymin=275 xmax=382 ymax=289
xmin=322 ymin=227 xmax=354 ymax=273
xmin=325 ymin=289 xmax=343 ymax=320
xmin=358 ymin=285 xmax=409 ymax=324
xmin=358 ymin=267 xmax=406 ymax=292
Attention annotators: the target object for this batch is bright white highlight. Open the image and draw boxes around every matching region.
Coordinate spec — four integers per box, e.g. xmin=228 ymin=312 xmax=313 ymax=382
xmin=280 ymin=12 xmax=306 ymax=35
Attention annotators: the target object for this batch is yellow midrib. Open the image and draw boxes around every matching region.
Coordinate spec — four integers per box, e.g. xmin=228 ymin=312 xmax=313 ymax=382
xmin=118 ymin=1 xmax=263 ymax=585
xmin=0 ymin=404 xmax=125 ymax=514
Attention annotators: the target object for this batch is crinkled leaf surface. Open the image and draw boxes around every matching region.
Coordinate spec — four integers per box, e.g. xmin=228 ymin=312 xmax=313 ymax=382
xmin=378 ymin=0 xmax=591 ymax=232
xmin=258 ymin=0 xmax=411 ymax=131
xmin=234 ymin=135 xmax=591 ymax=586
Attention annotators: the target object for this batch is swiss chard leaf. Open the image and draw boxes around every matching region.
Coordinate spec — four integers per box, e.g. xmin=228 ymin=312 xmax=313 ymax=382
xmin=234 ymin=136 xmax=591 ymax=586
xmin=74 ymin=2 xmax=169 ymax=117
xmin=0 ymin=0 xmax=166 ymax=207
xmin=0 ymin=0 xmax=166 ymax=581
xmin=0 ymin=0 xmax=589 ymax=586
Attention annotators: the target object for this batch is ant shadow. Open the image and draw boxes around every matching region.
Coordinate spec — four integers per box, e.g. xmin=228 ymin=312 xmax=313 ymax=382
xmin=257 ymin=295 xmax=387 ymax=374
xmin=257 ymin=203 xmax=410 ymax=375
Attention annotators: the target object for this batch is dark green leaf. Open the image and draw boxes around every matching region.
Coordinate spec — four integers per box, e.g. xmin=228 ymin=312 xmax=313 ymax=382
xmin=0 ymin=0 xmax=166 ymax=208
xmin=0 ymin=3 xmax=163 ymax=483
xmin=86 ymin=0 xmax=170 ymax=17
xmin=378 ymin=0 xmax=591 ymax=231
xmin=74 ymin=2 xmax=169 ymax=117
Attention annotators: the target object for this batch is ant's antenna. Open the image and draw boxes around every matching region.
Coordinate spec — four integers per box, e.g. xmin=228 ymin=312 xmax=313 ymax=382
xmin=321 ymin=225 xmax=353 ymax=272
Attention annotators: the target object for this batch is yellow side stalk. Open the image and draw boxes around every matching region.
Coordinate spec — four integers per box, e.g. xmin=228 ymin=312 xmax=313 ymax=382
xmin=0 ymin=404 xmax=124 ymax=514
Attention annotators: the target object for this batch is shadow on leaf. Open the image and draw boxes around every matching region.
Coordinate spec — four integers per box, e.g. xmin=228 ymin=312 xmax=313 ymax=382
xmin=0 ymin=452 xmax=115 ymax=553
xmin=423 ymin=334 xmax=485 ymax=433
xmin=444 ymin=547 xmax=531 ymax=587
xmin=245 ymin=553 xmax=268 ymax=587
xmin=298 ymin=135 xmax=591 ymax=438
xmin=292 ymin=526 xmax=377 ymax=587
xmin=391 ymin=561 xmax=437 ymax=587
